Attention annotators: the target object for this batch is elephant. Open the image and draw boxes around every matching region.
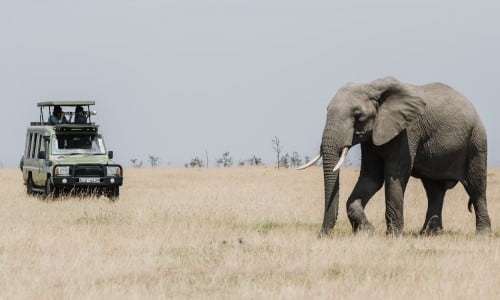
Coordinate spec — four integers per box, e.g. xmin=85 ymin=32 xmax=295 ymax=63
xmin=299 ymin=76 xmax=491 ymax=235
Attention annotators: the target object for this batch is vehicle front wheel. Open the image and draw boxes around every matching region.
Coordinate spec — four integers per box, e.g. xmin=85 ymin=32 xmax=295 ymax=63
xmin=44 ymin=178 xmax=58 ymax=199
xmin=107 ymin=187 xmax=119 ymax=201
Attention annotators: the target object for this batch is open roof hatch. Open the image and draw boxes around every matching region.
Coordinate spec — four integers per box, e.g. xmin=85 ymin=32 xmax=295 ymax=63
xmin=36 ymin=100 xmax=96 ymax=125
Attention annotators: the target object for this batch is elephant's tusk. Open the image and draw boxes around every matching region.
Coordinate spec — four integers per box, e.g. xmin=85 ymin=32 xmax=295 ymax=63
xmin=296 ymin=154 xmax=321 ymax=170
xmin=333 ymin=147 xmax=349 ymax=172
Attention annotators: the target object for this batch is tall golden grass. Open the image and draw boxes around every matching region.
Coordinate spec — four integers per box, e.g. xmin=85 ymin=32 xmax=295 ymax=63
xmin=0 ymin=167 xmax=498 ymax=299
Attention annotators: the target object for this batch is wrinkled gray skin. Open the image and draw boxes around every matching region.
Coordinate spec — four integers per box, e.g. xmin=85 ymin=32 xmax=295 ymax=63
xmin=320 ymin=77 xmax=491 ymax=235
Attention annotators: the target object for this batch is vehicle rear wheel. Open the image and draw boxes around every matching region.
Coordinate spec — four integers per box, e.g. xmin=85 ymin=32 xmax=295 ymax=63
xmin=26 ymin=175 xmax=35 ymax=195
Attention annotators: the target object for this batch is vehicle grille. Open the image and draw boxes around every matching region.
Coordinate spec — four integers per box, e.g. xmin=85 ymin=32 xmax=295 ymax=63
xmin=74 ymin=165 xmax=105 ymax=177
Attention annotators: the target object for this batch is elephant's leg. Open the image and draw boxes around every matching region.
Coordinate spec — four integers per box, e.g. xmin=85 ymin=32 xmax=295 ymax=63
xmin=380 ymin=133 xmax=413 ymax=235
xmin=384 ymin=163 xmax=411 ymax=235
xmin=462 ymin=155 xmax=491 ymax=232
xmin=420 ymin=179 xmax=447 ymax=234
xmin=346 ymin=144 xmax=384 ymax=232
xmin=346 ymin=175 xmax=384 ymax=232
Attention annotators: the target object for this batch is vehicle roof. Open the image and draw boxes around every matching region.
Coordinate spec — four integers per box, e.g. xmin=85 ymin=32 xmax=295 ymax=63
xmin=37 ymin=100 xmax=95 ymax=107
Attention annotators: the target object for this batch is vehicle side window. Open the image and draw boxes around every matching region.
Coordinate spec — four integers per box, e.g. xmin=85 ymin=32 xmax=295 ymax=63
xmin=25 ymin=133 xmax=32 ymax=158
xmin=38 ymin=135 xmax=45 ymax=158
xmin=31 ymin=133 xmax=39 ymax=159
xmin=29 ymin=133 xmax=36 ymax=159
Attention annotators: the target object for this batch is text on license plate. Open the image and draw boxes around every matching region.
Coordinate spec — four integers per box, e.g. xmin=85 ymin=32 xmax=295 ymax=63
xmin=79 ymin=177 xmax=101 ymax=183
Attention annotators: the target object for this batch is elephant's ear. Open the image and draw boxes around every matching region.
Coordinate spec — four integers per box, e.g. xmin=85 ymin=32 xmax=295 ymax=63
xmin=371 ymin=77 xmax=426 ymax=146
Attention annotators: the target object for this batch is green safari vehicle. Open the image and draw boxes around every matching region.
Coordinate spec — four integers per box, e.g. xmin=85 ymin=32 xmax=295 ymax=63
xmin=21 ymin=101 xmax=123 ymax=199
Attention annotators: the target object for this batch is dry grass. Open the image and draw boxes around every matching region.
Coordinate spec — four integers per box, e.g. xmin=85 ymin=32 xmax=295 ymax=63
xmin=0 ymin=167 xmax=499 ymax=299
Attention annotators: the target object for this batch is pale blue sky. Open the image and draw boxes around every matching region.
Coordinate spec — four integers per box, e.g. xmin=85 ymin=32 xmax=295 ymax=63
xmin=1 ymin=0 xmax=499 ymax=167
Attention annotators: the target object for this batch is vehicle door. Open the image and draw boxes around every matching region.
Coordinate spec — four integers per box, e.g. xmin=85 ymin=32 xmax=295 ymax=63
xmin=22 ymin=132 xmax=31 ymax=181
xmin=33 ymin=133 xmax=47 ymax=186
xmin=24 ymin=132 xmax=37 ymax=183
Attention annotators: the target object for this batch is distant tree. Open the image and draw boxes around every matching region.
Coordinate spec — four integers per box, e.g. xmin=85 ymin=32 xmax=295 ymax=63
xmin=238 ymin=160 xmax=245 ymax=166
xmin=272 ymin=136 xmax=282 ymax=170
xmin=130 ymin=158 xmax=143 ymax=168
xmin=148 ymin=155 xmax=160 ymax=168
xmin=189 ymin=156 xmax=204 ymax=168
xmin=248 ymin=155 xmax=263 ymax=166
xmin=279 ymin=153 xmax=290 ymax=168
xmin=216 ymin=152 xmax=233 ymax=167
xmin=290 ymin=152 xmax=302 ymax=168
xmin=205 ymin=150 xmax=209 ymax=168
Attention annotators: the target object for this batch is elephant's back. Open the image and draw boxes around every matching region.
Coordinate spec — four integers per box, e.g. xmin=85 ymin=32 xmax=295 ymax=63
xmin=417 ymin=82 xmax=480 ymax=130
xmin=409 ymin=82 xmax=484 ymax=180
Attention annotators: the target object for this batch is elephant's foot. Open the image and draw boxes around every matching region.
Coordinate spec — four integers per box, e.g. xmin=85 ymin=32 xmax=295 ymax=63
xmin=475 ymin=214 xmax=491 ymax=234
xmin=347 ymin=204 xmax=373 ymax=233
xmin=475 ymin=224 xmax=491 ymax=234
xmin=317 ymin=231 xmax=328 ymax=239
xmin=318 ymin=220 xmax=337 ymax=238
xmin=420 ymin=225 xmax=443 ymax=235
xmin=353 ymin=221 xmax=374 ymax=233
xmin=385 ymin=222 xmax=403 ymax=236
xmin=420 ymin=215 xmax=443 ymax=235
xmin=385 ymin=211 xmax=404 ymax=236
xmin=317 ymin=228 xmax=334 ymax=239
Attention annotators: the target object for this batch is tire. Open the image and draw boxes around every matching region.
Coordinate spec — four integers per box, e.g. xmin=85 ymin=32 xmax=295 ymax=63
xmin=107 ymin=187 xmax=119 ymax=201
xmin=44 ymin=178 xmax=58 ymax=199
xmin=26 ymin=175 xmax=35 ymax=195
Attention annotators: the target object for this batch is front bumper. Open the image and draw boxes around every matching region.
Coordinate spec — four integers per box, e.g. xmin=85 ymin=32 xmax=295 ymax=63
xmin=52 ymin=177 xmax=123 ymax=188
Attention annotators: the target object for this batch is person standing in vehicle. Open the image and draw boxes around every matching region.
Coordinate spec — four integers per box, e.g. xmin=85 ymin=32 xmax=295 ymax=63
xmin=49 ymin=105 xmax=69 ymax=125
xmin=74 ymin=106 xmax=87 ymax=124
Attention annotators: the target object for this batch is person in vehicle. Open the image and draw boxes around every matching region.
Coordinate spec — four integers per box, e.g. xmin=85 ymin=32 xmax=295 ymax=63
xmin=74 ymin=106 xmax=87 ymax=124
xmin=49 ymin=105 xmax=69 ymax=125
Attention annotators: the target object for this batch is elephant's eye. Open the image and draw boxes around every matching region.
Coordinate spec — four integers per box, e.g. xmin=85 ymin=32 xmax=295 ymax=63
xmin=353 ymin=109 xmax=363 ymax=121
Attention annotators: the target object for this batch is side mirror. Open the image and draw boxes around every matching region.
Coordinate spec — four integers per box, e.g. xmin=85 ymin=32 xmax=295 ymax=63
xmin=108 ymin=151 xmax=114 ymax=159
xmin=38 ymin=151 xmax=45 ymax=159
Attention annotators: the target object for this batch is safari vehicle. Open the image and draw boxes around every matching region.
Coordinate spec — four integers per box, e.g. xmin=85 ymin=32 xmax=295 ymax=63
xmin=21 ymin=101 xmax=123 ymax=199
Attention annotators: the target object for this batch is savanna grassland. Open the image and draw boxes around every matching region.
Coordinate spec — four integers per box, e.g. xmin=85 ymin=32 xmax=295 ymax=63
xmin=0 ymin=167 xmax=499 ymax=299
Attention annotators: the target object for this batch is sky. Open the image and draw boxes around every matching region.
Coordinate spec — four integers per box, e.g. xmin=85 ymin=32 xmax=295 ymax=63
xmin=1 ymin=0 xmax=499 ymax=167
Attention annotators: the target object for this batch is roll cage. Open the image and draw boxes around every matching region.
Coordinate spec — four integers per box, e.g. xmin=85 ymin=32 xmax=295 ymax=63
xmin=35 ymin=100 xmax=96 ymax=126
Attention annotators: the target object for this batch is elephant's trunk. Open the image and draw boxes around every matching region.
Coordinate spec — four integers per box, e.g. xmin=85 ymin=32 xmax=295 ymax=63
xmin=320 ymin=136 xmax=341 ymax=235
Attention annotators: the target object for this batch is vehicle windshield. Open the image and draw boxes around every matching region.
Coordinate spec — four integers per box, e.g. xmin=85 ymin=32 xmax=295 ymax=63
xmin=51 ymin=134 xmax=106 ymax=155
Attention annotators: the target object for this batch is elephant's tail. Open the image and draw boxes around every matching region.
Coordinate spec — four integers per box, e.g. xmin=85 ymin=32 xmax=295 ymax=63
xmin=468 ymin=199 xmax=473 ymax=213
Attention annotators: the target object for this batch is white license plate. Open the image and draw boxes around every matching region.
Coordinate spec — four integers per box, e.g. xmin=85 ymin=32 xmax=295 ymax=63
xmin=79 ymin=177 xmax=101 ymax=183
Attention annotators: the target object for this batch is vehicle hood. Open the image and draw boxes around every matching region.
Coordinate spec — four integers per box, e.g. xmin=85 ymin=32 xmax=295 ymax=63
xmin=51 ymin=155 xmax=116 ymax=165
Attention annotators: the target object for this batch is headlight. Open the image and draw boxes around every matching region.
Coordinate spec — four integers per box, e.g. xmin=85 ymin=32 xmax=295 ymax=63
xmin=107 ymin=166 xmax=121 ymax=176
xmin=54 ymin=166 xmax=70 ymax=176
